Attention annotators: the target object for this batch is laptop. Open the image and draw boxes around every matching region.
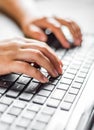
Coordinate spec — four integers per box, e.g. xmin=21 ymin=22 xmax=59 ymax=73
xmin=0 ymin=1 xmax=94 ymax=130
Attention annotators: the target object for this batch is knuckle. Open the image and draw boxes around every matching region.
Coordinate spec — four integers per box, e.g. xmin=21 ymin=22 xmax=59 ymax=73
xmin=68 ymin=21 xmax=72 ymax=26
xmin=54 ymin=26 xmax=60 ymax=31
xmin=66 ymin=20 xmax=73 ymax=26
xmin=41 ymin=45 xmax=48 ymax=52
xmin=35 ymin=50 xmax=42 ymax=58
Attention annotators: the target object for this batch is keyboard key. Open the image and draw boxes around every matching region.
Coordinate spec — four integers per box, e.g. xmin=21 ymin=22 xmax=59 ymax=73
xmin=17 ymin=75 xmax=31 ymax=85
xmin=11 ymin=83 xmax=25 ymax=91
xmin=49 ymin=77 xmax=58 ymax=85
xmin=83 ymin=63 xmax=91 ymax=69
xmin=69 ymin=64 xmax=80 ymax=70
xmin=32 ymin=78 xmax=40 ymax=83
xmin=62 ymin=60 xmax=70 ymax=66
xmin=63 ymin=65 xmax=68 ymax=71
xmin=6 ymin=83 xmax=25 ymax=98
xmin=32 ymin=121 xmax=46 ymax=130
xmin=0 ymin=80 xmax=12 ymax=88
xmin=60 ymin=78 xmax=72 ymax=85
xmin=47 ymin=98 xmax=60 ymax=108
xmin=43 ymin=84 xmax=55 ymax=91
xmin=0 ymin=97 xmax=13 ymax=105
xmin=72 ymin=82 xmax=82 ymax=89
xmin=75 ymin=77 xmax=84 ymax=83
xmin=27 ymin=104 xmax=41 ymax=113
xmin=67 ymin=69 xmax=77 ymax=75
xmin=42 ymin=106 xmax=55 ymax=115
xmin=0 ymin=122 xmax=9 ymax=130
xmin=80 ymin=67 xmax=89 ymax=73
xmin=0 ymin=103 xmax=8 ymax=113
xmin=36 ymin=113 xmax=51 ymax=123
xmin=22 ymin=110 xmax=36 ymax=120
xmin=69 ymin=87 xmax=79 ymax=95
xmin=13 ymin=100 xmax=26 ymax=109
xmin=40 ymin=67 xmax=47 ymax=73
xmin=61 ymin=101 xmax=72 ymax=111
xmin=33 ymin=95 xmax=46 ymax=105
xmin=0 ymin=80 xmax=12 ymax=94
xmin=16 ymin=117 xmax=30 ymax=128
xmin=56 ymin=49 xmax=66 ymax=58
xmin=25 ymin=81 xmax=40 ymax=93
xmin=8 ymin=106 xmax=22 ymax=116
xmin=2 ymin=74 xmax=19 ymax=82
xmin=37 ymin=89 xmax=51 ymax=97
xmin=63 ymin=73 xmax=75 ymax=79
xmin=51 ymin=89 xmax=66 ymax=100
xmin=72 ymin=60 xmax=82 ymax=66
xmin=57 ymin=83 xmax=69 ymax=91
xmin=64 ymin=93 xmax=76 ymax=103
xmin=19 ymin=92 xmax=33 ymax=101
xmin=40 ymin=71 xmax=48 ymax=77
xmin=78 ymin=72 xmax=87 ymax=78
xmin=1 ymin=114 xmax=16 ymax=124
xmin=0 ymin=88 xmax=7 ymax=94
xmin=6 ymin=90 xmax=19 ymax=98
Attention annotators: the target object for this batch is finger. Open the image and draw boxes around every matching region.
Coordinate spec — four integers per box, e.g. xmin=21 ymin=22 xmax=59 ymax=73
xmin=16 ymin=49 xmax=59 ymax=77
xmin=33 ymin=17 xmax=70 ymax=48
xmin=68 ymin=21 xmax=82 ymax=45
xmin=55 ymin=17 xmax=82 ymax=45
xmin=10 ymin=61 xmax=48 ymax=83
xmin=24 ymin=24 xmax=47 ymax=42
xmin=36 ymin=45 xmax=63 ymax=74
xmin=20 ymin=42 xmax=63 ymax=74
xmin=71 ymin=22 xmax=83 ymax=40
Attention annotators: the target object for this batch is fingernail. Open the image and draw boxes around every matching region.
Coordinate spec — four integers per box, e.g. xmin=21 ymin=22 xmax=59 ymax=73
xmin=76 ymin=39 xmax=80 ymax=45
xmin=42 ymin=76 xmax=49 ymax=83
xmin=60 ymin=60 xmax=63 ymax=66
xmin=59 ymin=64 xmax=63 ymax=74
xmin=66 ymin=44 xmax=70 ymax=49
xmin=53 ymin=70 xmax=59 ymax=77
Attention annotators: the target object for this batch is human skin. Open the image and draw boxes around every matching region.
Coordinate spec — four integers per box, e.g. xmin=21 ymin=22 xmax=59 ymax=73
xmin=0 ymin=0 xmax=82 ymax=82
xmin=0 ymin=0 xmax=82 ymax=48
xmin=0 ymin=38 xmax=62 ymax=83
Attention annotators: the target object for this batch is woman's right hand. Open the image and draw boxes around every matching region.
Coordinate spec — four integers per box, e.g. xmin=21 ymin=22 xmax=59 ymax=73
xmin=0 ymin=37 xmax=62 ymax=83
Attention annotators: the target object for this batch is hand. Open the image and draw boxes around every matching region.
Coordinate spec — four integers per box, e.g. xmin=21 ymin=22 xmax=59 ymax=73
xmin=21 ymin=16 xmax=82 ymax=48
xmin=0 ymin=37 xmax=62 ymax=83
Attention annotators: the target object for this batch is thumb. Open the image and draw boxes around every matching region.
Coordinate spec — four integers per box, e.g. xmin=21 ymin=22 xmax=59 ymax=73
xmin=24 ymin=24 xmax=47 ymax=42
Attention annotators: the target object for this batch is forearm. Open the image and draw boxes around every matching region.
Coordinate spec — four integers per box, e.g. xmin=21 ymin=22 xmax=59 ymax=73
xmin=0 ymin=0 xmax=38 ymax=27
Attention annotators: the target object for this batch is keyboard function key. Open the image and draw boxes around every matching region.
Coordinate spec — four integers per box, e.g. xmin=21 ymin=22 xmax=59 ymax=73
xmin=61 ymin=101 xmax=72 ymax=111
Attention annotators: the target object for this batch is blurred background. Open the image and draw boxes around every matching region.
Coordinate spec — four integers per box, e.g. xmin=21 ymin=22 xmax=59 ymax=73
xmin=0 ymin=0 xmax=94 ymax=40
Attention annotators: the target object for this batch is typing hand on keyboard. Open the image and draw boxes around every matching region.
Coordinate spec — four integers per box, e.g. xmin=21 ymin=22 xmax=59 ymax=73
xmin=0 ymin=38 xmax=62 ymax=83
